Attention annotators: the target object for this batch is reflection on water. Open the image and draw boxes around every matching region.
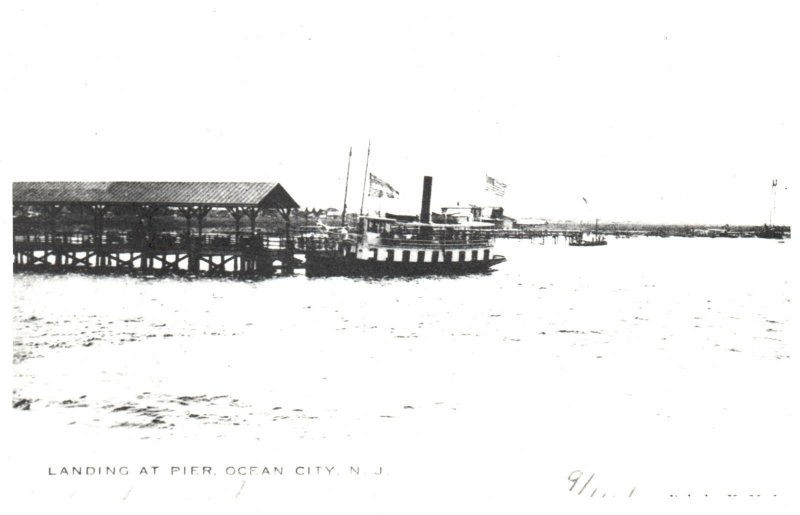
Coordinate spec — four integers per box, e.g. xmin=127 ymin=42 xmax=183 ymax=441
xmin=12 ymin=237 xmax=792 ymax=442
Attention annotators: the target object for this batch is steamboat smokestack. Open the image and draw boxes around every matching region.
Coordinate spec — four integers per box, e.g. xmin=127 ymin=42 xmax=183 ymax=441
xmin=420 ymin=176 xmax=432 ymax=224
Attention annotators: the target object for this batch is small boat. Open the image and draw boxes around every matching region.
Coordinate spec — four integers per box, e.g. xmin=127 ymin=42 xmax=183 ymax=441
xmin=305 ymin=176 xmax=506 ymax=277
xmin=756 ymin=225 xmax=784 ymax=239
xmin=569 ymin=218 xmax=607 ymax=247
xmin=569 ymin=237 xmax=607 ymax=247
xmin=756 ymin=179 xmax=787 ymax=239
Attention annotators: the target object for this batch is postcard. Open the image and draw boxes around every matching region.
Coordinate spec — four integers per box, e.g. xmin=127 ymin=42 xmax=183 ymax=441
xmin=3 ymin=2 xmax=796 ymax=514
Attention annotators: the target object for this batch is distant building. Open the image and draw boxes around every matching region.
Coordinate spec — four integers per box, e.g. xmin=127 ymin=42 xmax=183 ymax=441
xmin=440 ymin=206 xmax=476 ymax=224
xmin=440 ymin=205 xmax=515 ymax=229
xmin=486 ymin=215 xmax=515 ymax=230
xmin=317 ymin=207 xmax=341 ymax=220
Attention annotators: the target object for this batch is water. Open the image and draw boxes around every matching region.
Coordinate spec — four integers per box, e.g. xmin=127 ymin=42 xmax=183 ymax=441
xmin=10 ymin=237 xmax=794 ymax=509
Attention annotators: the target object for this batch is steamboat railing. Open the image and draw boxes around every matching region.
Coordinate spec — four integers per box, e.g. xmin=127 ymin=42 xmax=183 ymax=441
xmin=376 ymin=237 xmax=491 ymax=249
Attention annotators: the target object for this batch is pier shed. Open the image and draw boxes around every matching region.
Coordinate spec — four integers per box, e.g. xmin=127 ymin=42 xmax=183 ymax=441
xmin=13 ymin=181 xmax=300 ymax=275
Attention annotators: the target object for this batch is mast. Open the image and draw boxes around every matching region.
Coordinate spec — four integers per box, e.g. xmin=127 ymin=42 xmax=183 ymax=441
xmin=770 ymin=179 xmax=777 ymax=227
xmin=359 ymin=140 xmax=371 ymax=216
xmin=341 ymin=146 xmax=352 ymax=225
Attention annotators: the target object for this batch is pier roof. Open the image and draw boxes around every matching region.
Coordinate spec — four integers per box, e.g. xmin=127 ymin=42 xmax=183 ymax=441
xmin=12 ymin=182 xmax=299 ymax=209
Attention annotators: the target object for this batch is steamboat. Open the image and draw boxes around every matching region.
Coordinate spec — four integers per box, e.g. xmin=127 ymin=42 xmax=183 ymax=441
xmin=305 ymin=176 xmax=506 ymax=277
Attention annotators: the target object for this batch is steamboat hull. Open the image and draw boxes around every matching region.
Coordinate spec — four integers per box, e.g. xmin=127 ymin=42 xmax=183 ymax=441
xmin=305 ymin=252 xmax=506 ymax=277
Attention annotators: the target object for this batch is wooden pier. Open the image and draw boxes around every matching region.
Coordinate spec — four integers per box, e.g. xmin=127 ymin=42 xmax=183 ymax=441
xmin=13 ymin=182 xmax=301 ymax=277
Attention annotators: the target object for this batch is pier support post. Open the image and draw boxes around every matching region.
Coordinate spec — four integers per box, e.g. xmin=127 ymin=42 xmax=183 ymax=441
xmin=245 ymin=207 xmax=260 ymax=236
xmin=277 ymin=207 xmax=294 ymax=275
xmin=136 ymin=205 xmax=161 ymax=271
xmin=255 ymin=250 xmax=272 ymax=275
xmin=226 ymin=207 xmax=245 ymax=246
xmin=178 ymin=207 xmax=196 ymax=239
xmin=196 ymin=207 xmax=211 ymax=241
xmin=42 ymin=205 xmax=63 ymax=247
xmin=226 ymin=207 xmax=247 ymax=272
xmin=242 ymin=207 xmax=261 ymax=274
xmin=178 ymin=207 xmax=200 ymax=273
xmin=88 ymin=204 xmax=108 ymax=268
xmin=194 ymin=207 xmax=211 ymax=274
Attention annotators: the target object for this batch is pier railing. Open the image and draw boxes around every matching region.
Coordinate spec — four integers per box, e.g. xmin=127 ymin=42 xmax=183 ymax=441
xmin=13 ymin=230 xmax=293 ymax=253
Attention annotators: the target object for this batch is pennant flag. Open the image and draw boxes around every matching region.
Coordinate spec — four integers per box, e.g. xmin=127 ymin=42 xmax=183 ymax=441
xmin=368 ymin=173 xmax=400 ymax=199
xmin=485 ymin=175 xmax=507 ymax=197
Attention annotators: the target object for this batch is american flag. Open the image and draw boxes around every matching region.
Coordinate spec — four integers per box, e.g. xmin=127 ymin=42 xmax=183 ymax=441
xmin=368 ymin=173 xmax=399 ymax=199
xmin=485 ymin=175 xmax=507 ymax=197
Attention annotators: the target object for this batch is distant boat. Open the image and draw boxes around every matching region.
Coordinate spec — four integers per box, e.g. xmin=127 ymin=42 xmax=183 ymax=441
xmin=569 ymin=218 xmax=607 ymax=247
xmin=757 ymin=179 xmax=785 ymax=239
xmin=756 ymin=225 xmax=784 ymax=239
xmin=569 ymin=238 xmax=607 ymax=247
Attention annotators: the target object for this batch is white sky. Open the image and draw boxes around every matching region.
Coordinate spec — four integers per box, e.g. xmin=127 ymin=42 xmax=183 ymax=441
xmin=1 ymin=1 xmax=797 ymax=224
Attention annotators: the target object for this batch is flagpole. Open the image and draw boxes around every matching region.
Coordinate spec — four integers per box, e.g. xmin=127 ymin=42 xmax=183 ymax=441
xmin=359 ymin=140 xmax=371 ymax=216
xmin=341 ymin=146 xmax=352 ymax=225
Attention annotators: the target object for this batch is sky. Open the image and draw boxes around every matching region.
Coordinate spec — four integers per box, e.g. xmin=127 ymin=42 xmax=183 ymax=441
xmin=1 ymin=1 xmax=797 ymax=225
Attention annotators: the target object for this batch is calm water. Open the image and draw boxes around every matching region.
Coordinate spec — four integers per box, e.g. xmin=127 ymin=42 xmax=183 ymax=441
xmin=13 ymin=235 xmax=791 ymax=431
xmin=10 ymin=236 xmax=795 ymax=501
